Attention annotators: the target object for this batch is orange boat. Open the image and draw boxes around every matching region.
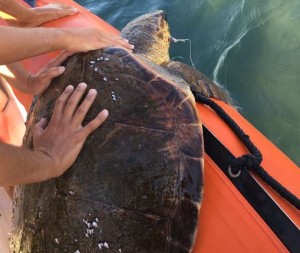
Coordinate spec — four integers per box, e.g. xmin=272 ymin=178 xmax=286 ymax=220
xmin=0 ymin=0 xmax=299 ymax=252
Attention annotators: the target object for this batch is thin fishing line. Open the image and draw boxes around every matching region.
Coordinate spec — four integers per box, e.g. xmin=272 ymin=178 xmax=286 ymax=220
xmin=170 ymin=36 xmax=196 ymax=69
xmin=170 ymin=56 xmax=184 ymax=61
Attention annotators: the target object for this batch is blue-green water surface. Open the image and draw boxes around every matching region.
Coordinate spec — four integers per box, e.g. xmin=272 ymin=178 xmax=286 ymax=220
xmin=76 ymin=0 xmax=300 ymax=166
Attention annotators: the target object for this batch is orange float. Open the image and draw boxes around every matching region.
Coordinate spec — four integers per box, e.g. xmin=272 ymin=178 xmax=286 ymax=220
xmin=0 ymin=0 xmax=299 ymax=252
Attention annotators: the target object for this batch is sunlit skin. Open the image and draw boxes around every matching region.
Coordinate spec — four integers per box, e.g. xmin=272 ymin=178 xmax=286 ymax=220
xmin=0 ymin=0 xmax=133 ymax=64
xmin=0 ymin=51 xmax=74 ymax=95
xmin=0 ymin=0 xmax=78 ymax=27
xmin=0 ymin=26 xmax=133 ymax=65
xmin=0 ymin=83 xmax=109 ymax=187
xmin=0 ymin=1 xmax=134 ymax=189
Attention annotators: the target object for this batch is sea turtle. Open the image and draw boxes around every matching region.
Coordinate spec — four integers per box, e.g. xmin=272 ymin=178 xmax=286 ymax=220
xmin=11 ymin=10 xmax=231 ymax=253
xmin=121 ymin=11 xmax=233 ymax=105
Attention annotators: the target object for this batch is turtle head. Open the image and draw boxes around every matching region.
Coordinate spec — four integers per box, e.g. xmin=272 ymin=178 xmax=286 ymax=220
xmin=121 ymin=10 xmax=171 ymax=65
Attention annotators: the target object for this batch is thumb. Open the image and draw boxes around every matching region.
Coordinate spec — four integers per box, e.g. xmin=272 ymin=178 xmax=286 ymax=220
xmin=33 ymin=118 xmax=48 ymax=137
xmin=44 ymin=66 xmax=65 ymax=81
xmin=37 ymin=66 xmax=65 ymax=93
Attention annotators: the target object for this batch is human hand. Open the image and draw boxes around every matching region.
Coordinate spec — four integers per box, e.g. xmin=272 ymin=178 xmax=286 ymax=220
xmin=32 ymin=83 xmax=108 ymax=179
xmin=9 ymin=3 xmax=78 ymax=27
xmin=63 ymin=27 xmax=134 ymax=52
xmin=26 ymin=51 xmax=74 ymax=95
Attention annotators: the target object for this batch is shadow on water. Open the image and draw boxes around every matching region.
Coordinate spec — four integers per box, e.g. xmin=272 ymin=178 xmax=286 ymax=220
xmin=76 ymin=0 xmax=300 ymax=166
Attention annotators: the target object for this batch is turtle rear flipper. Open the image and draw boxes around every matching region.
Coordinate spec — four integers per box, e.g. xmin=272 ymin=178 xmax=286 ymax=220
xmin=164 ymin=61 xmax=234 ymax=105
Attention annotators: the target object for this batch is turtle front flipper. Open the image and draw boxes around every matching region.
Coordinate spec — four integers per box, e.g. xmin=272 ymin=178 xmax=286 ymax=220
xmin=164 ymin=61 xmax=234 ymax=105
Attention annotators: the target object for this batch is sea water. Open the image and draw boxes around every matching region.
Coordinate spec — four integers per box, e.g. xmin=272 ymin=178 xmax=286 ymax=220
xmin=76 ymin=0 xmax=300 ymax=166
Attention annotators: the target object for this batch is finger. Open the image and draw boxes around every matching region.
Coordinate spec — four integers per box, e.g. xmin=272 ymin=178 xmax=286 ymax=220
xmin=43 ymin=66 xmax=65 ymax=82
xmin=46 ymin=51 xmax=74 ymax=69
xmin=63 ymin=83 xmax=87 ymax=119
xmin=116 ymin=38 xmax=135 ymax=50
xmin=80 ymin=109 xmax=109 ymax=139
xmin=101 ymin=33 xmax=134 ymax=50
xmin=36 ymin=66 xmax=65 ymax=94
xmin=71 ymin=89 xmax=97 ymax=126
xmin=51 ymin=85 xmax=74 ymax=123
xmin=50 ymin=3 xmax=78 ymax=13
xmin=32 ymin=118 xmax=48 ymax=137
xmin=41 ymin=3 xmax=78 ymax=16
xmin=94 ymin=38 xmax=132 ymax=52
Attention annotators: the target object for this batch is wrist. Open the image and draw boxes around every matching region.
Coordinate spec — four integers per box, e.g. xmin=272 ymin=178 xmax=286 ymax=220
xmin=37 ymin=27 xmax=69 ymax=52
xmin=15 ymin=8 xmax=35 ymax=27
xmin=33 ymin=149 xmax=59 ymax=181
xmin=0 ymin=144 xmax=57 ymax=186
xmin=50 ymin=28 xmax=70 ymax=51
xmin=58 ymin=28 xmax=73 ymax=51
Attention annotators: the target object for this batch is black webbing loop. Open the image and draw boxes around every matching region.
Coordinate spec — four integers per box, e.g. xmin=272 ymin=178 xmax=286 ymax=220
xmin=193 ymin=91 xmax=300 ymax=210
xmin=231 ymin=154 xmax=261 ymax=173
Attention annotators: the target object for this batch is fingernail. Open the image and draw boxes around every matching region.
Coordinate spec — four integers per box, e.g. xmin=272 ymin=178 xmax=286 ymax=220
xmin=87 ymin=89 xmax=97 ymax=97
xmin=65 ymin=85 xmax=74 ymax=92
xmin=101 ymin=109 xmax=109 ymax=117
xmin=78 ymin=82 xmax=87 ymax=89
xmin=58 ymin=66 xmax=65 ymax=73
xmin=41 ymin=118 xmax=48 ymax=127
xmin=71 ymin=7 xmax=78 ymax=13
xmin=130 ymin=44 xmax=135 ymax=49
xmin=123 ymin=38 xmax=129 ymax=43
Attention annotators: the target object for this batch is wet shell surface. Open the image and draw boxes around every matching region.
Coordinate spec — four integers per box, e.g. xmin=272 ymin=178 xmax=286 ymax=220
xmin=11 ymin=11 xmax=204 ymax=253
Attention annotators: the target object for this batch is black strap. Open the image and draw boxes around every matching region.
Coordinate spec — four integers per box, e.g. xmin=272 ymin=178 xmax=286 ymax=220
xmin=203 ymin=126 xmax=300 ymax=253
xmin=192 ymin=91 xmax=300 ymax=210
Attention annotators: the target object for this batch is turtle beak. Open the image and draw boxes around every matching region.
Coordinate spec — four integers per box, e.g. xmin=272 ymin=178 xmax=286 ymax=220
xmin=154 ymin=10 xmax=168 ymax=22
xmin=161 ymin=11 xmax=168 ymax=22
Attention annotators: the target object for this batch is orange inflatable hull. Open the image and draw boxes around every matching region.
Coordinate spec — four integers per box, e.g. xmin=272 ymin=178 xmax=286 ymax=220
xmin=1 ymin=0 xmax=299 ymax=252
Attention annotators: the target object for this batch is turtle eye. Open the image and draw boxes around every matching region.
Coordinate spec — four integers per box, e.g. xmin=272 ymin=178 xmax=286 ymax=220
xmin=154 ymin=10 xmax=167 ymax=21
xmin=162 ymin=12 xmax=168 ymax=21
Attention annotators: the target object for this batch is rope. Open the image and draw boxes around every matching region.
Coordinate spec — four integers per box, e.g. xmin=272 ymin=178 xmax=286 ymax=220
xmin=193 ymin=91 xmax=300 ymax=210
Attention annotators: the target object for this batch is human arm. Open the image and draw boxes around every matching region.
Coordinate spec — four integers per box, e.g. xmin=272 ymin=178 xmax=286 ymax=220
xmin=0 ymin=26 xmax=133 ymax=65
xmin=0 ymin=82 xmax=108 ymax=186
xmin=0 ymin=0 xmax=78 ymax=27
